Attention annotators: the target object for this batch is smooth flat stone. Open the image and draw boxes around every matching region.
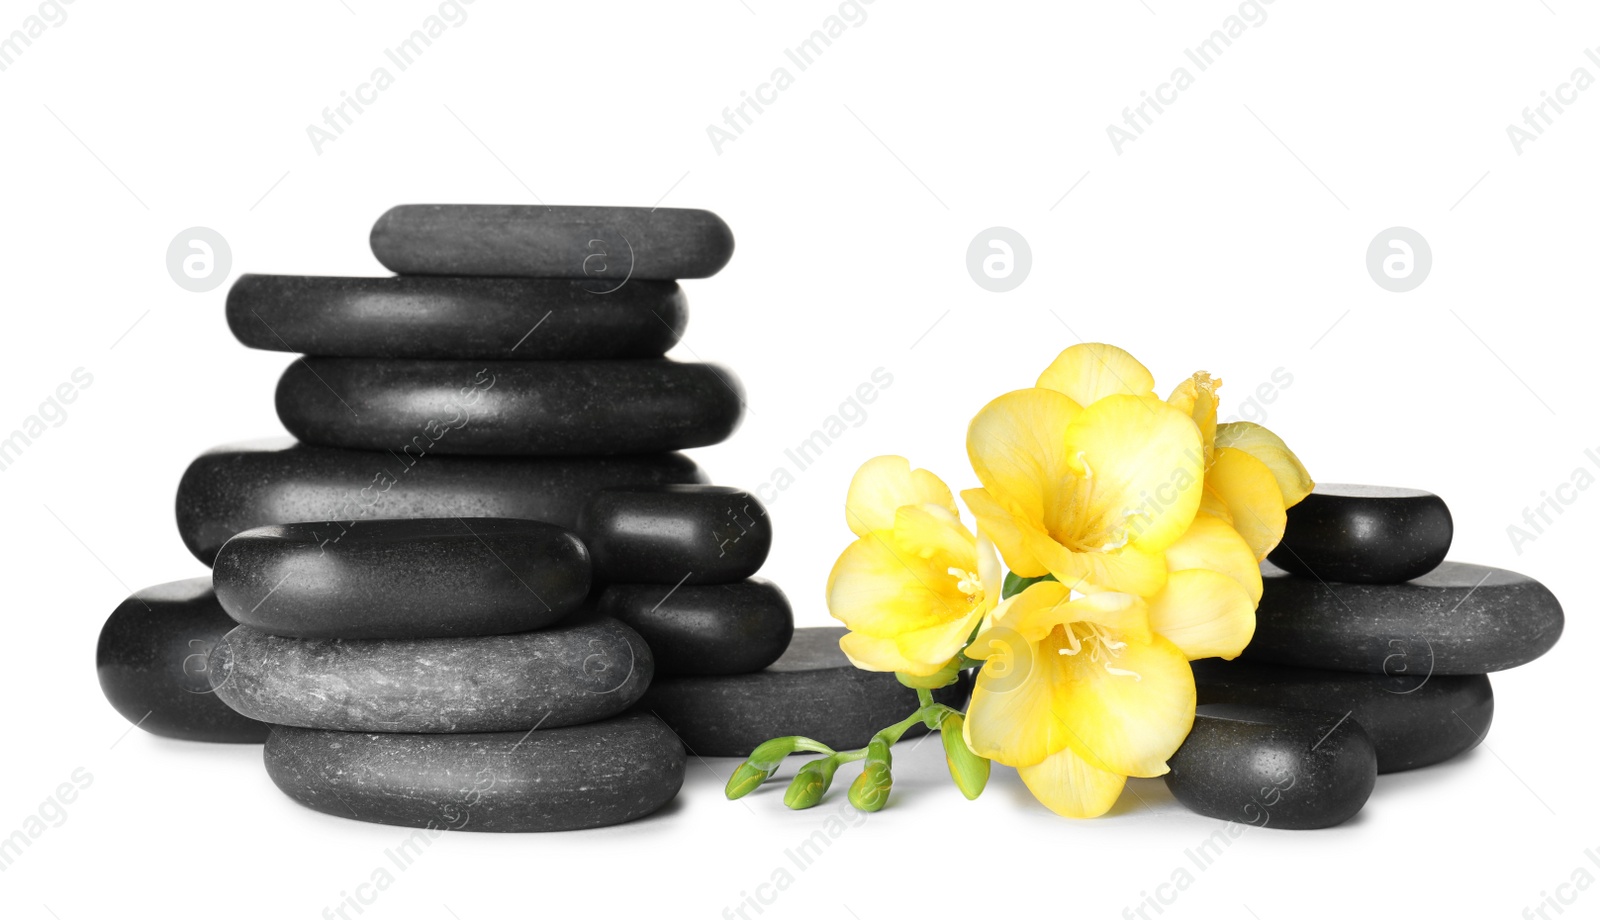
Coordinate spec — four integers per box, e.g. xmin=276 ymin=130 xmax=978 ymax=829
xmin=213 ymin=518 xmax=590 ymax=639
xmin=265 ymin=713 xmax=684 ymax=832
xmin=208 ymin=618 xmax=651 ymax=732
xmin=597 ymin=578 xmax=793 ymax=675
xmin=1165 ymin=704 xmax=1377 ymax=829
xmin=96 ymin=578 xmax=269 ymax=743
xmin=637 ymin=626 xmax=971 ymax=756
xmin=1192 ymin=658 xmax=1492 ymax=773
xmin=226 ymin=274 xmax=687 ymax=360
xmin=370 ymin=204 xmax=735 ymax=280
xmin=276 ymin=358 xmax=744 ymax=456
xmin=1243 ymin=560 xmax=1563 ymax=675
xmin=579 ymin=485 xmax=771 ymax=585
xmin=1268 ymin=484 xmax=1453 ymax=584
xmin=175 ymin=438 xmax=706 ymax=565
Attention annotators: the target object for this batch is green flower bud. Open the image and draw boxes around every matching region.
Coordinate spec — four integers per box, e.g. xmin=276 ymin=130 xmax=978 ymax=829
xmin=726 ymin=760 xmax=776 ymax=800
xmin=783 ymin=757 xmax=839 ymax=810
xmin=848 ymin=761 xmax=893 ymax=812
xmin=940 ymin=714 xmax=990 ymax=800
xmin=896 ymin=657 xmax=964 ymax=690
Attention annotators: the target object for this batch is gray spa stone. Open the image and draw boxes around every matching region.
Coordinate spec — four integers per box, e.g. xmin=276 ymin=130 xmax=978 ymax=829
xmin=95 ymin=577 xmax=270 ymax=743
xmin=1267 ymin=484 xmax=1453 ymax=584
xmin=175 ymin=438 xmax=706 ymax=565
xmin=369 ymin=204 xmax=734 ymax=280
xmin=208 ymin=617 xmax=651 ymax=732
xmin=579 ymin=485 xmax=772 ymax=586
xmin=213 ymin=518 xmax=590 ymax=639
xmin=1164 ymin=704 xmax=1378 ymax=830
xmin=226 ymin=274 xmax=688 ymax=360
xmin=597 ymin=578 xmax=793 ymax=675
xmin=275 ymin=358 xmax=744 ymax=456
xmin=265 ymin=713 xmax=685 ymax=832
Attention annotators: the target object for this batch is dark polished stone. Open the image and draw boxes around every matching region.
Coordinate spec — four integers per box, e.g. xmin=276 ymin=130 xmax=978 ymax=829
xmin=175 ymin=438 xmax=707 ymax=565
xmin=275 ymin=358 xmax=744 ymax=456
xmin=265 ymin=713 xmax=685 ymax=832
xmin=1165 ymin=704 xmax=1378 ymax=830
xmin=213 ymin=518 xmax=590 ymax=639
xmin=1192 ymin=658 xmax=1492 ymax=773
xmin=208 ymin=617 xmax=651 ymax=732
xmin=95 ymin=578 xmax=270 ymax=744
xmin=1243 ymin=561 xmax=1563 ymax=675
xmin=369 ymin=204 xmax=735 ymax=280
xmin=1268 ymin=484 xmax=1453 ymax=584
xmin=597 ymin=578 xmax=793 ymax=675
xmin=637 ymin=626 xmax=971 ymax=757
xmin=579 ymin=485 xmax=770 ymax=585
xmin=226 ymin=274 xmax=687 ymax=360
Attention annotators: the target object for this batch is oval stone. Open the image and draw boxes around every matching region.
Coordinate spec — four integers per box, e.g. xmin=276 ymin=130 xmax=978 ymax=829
xmin=208 ymin=618 xmax=652 ymax=732
xmin=275 ymin=358 xmax=745 ymax=456
xmin=597 ymin=578 xmax=793 ymax=675
xmin=226 ymin=274 xmax=688 ymax=360
xmin=213 ymin=518 xmax=590 ymax=639
xmin=369 ymin=204 xmax=735 ymax=280
xmin=1243 ymin=560 xmax=1563 ymax=675
xmin=96 ymin=578 xmax=269 ymax=743
xmin=1268 ymin=484 xmax=1453 ymax=584
xmin=265 ymin=713 xmax=685 ymax=832
xmin=175 ymin=438 xmax=706 ymax=565
xmin=1192 ymin=658 xmax=1492 ymax=773
xmin=638 ymin=627 xmax=971 ymax=756
xmin=579 ymin=485 xmax=771 ymax=585
xmin=1165 ymin=704 xmax=1378 ymax=829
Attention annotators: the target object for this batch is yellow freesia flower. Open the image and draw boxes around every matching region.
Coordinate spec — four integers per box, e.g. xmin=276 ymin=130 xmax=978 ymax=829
xmin=826 ymin=456 xmax=1001 ymax=677
xmin=963 ymin=580 xmax=1195 ymax=818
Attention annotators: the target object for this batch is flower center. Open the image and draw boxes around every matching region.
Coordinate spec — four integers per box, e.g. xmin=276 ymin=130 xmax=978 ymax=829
xmin=947 ymin=567 xmax=983 ymax=604
xmin=1056 ymin=622 xmax=1141 ymax=680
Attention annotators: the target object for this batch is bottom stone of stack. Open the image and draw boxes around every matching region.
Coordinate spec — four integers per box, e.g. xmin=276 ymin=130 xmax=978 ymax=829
xmin=265 ymin=713 xmax=685 ymax=832
xmin=638 ymin=626 xmax=972 ymax=757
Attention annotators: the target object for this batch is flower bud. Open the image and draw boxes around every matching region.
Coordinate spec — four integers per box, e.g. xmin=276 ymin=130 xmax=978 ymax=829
xmin=848 ymin=761 xmax=893 ymax=812
xmin=783 ymin=757 xmax=838 ymax=810
xmin=941 ymin=714 xmax=990 ymax=800
xmin=726 ymin=736 xmax=803 ymax=799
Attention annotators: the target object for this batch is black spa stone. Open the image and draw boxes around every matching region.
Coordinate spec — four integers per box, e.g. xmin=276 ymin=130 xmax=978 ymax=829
xmin=275 ymin=358 xmax=744 ymax=456
xmin=95 ymin=578 xmax=270 ymax=744
xmin=1267 ymin=484 xmax=1453 ymax=584
xmin=579 ymin=485 xmax=771 ymax=585
xmin=1242 ymin=561 xmax=1563 ymax=675
xmin=213 ymin=518 xmax=590 ymax=640
xmin=597 ymin=578 xmax=793 ymax=675
xmin=265 ymin=713 xmax=685 ymax=832
xmin=1191 ymin=658 xmax=1493 ymax=773
xmin=637 ymin=626 xmax=971 ymax=757
xmin=175 ymin=438 xmax=706 ymax=565
xmin=226 ymin=274 xmax=687 ymax=360
xmin=1164 ymin=704 xmax=1378 ymax=830
xmin=369 ymin=204 xmax=735 ymax=280
xmin=208 ymin=618 xmax=651 ymax=733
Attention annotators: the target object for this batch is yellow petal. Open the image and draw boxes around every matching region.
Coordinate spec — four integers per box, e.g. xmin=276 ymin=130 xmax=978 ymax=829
xmin=1146 ymin=569 xmax=1257 ymax=660
xmin=1060 ymin=394 xmax=1205 ymax=556
xmin=1036 ymin=343 xmax=1156 ymax=407
xmin=963 ymin=626 xmax=1071 ymax=767
xmin=966 ymin=388 xmax=1083 ymax=528
xmin=1164 ymin=514 xmax=1262 ymax=603
xmin=992 ymin=581 xmax=1152 ymax=647
xmin=1016 ymin=744 xmax=1129 ymax=819
xmin=1167 ymin=373 xmax=1220 ymax=464
xmin=891 ymin=504 xmax=976 ymax=567
xmin=825 ymin=535 xmax=960 ymax=638
xmin=1019 ymin=524 xmax=1170 ymax=599
xmin=839 ymin=630 xmax=927 ymax=674
xmin=845 ymin=455 xmax=958 ymax=537
xmin=1205 ymin=447 xmax=1288 ymax=561
xmin=1053 ymin=633 xmax=1196 ymax=777
xmin=1215 ymin=422 xmax=1315 ymax=509
xmin=962 ymin=487 xmax=1055 ymax=580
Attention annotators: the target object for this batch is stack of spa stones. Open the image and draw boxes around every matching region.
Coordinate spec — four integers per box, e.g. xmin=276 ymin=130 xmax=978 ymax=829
xmin=1162 ymin=484 xmax=1564 ymax=829
xmin=95 ymin=204 xmax=960 ymax=832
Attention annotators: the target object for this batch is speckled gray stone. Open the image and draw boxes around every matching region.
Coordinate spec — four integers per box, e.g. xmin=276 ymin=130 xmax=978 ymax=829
xmin=1165 ymin=704 xmax=1378 ymax=829
xmin=369 ymin=204 xmax=734 ymax=280
xmin=209 ymin=618 xmax=651 ymax=732
xmin=579 ymin=485 xmax=772 ymax=585
xmin=1243 ymin=560 xmax=1564 ymax=675
xmin=1268 ymin=484 xmax=1453 ymax=584
xmin=175 ymin=438 xmax=706 ymax=565
xmin=265 ymin=713 xmax=685 ymax=832
xmin=637 ymin=626 xmax=971 ymax=756
xmin=95 ymin=578 xmax=270 ymax=743
xmin=597 ymin=578 xmax=793 ymax=675
xmin=213 ymin=518 xmax=590 ymax=639
xmin=226 ymin=274 xmax=687 ymax=360
xmin=275 ymin=359 xmax=745 ymax=456
xmin=1192 ymin=658 xmax=1492 ymax=773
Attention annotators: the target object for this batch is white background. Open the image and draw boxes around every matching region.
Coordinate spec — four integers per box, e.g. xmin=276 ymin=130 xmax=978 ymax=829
xmin=2 ymin=1 xmax=1596 ymax=917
